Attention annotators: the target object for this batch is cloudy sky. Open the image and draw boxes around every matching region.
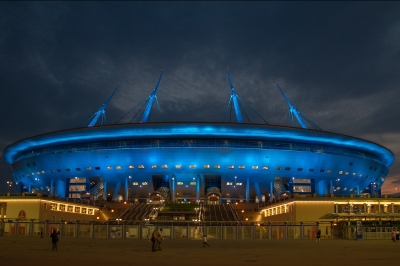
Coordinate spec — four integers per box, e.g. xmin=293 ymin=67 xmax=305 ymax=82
xmin=1 ymin=2 xmax=399 ymax=194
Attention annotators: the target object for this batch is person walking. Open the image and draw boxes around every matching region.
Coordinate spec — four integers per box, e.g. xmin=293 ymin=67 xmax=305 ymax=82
xmin=316 ymin=229 xmax=321 ymax=243
xmin=391 ymin=229 xmax=396 ymax=242
xmin=151 ymin=229 xmax=158 ymax=252
xmin=202 ymin=235 xmax=210 ymax=247
xmin=50 ymin=229 xmax=59 ymax=251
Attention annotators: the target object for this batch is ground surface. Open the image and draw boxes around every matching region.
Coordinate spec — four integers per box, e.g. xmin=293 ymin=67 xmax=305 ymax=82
xmin=1 ymin=237 xmax=400 ymax=266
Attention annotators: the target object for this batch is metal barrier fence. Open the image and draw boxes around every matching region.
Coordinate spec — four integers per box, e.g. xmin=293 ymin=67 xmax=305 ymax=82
xmin=0 ymin=220 xmax=394 ymax=240
xmin=0 ymin=220 xmax=319 ymax=240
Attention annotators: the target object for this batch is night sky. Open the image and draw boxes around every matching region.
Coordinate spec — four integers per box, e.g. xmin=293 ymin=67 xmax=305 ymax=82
xmin=1 ymin=2 xmax=399 ymax=194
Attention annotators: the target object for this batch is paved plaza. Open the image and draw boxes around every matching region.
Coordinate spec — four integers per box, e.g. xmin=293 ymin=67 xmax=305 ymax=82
xmin=1 ymin=237 xmax=400 ymax=266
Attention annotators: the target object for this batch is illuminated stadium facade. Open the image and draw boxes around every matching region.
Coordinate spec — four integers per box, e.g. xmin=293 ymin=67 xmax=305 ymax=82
xmin=2 ymin=71 xmax=395 ymax=204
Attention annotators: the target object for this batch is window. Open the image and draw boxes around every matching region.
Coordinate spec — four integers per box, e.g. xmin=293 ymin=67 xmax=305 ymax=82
xmin=162 ymin=165 xmax=168 ymax=169
xmin=128 ymin=165 xmax=134 ymax=169
xmin=309 ymin=169 xmax=314 ymax=172
xmin=43 ymin=203 xmax=47 ymax=210
xmin=327 ymin=169 xmax=332 ymax=173
xmin=177 ymin=182 xmax=183 ymax=185
xmin=116 ymin=166 xmax=122 ymax=170
xmin=339 ymin=171 xmax=343 ymax=175
xmin=276 ymin=167 xmax=281 ymax=170
xmin=66 ymin=168 xmax=71 ymax=172
xmin=141 ymin=182 xmax=148 ymax=185
xmin=189 ymin=165 xmax=196 ymax=169
xmin=190 ymin=182 xmax=196 ymax=185
xmin=76 ymin=168 xmax=81 ymax=171
xmin=262 ymin=166 xmax=269 ymax=170
xmin=204 ymin=165 xmax=210 ymax=169
xmin=320 ymin=169 xmax=325 ymax=173
xmin=132 ymin=182 xmax=138 ymax=185
xmin=175 ymin=165 xmax=182 ymax=169
xmin=106 ymin=166 xmax=112 ymax=170
xmin=293 ymin=186 xmax=311 ymax=192
xmin=228 ymin=165 xmax=234 ymax=169
xmin=138 ymin=165 xmax=145 ymax=169
xmin=236 ymin=182 xmax=242 ymax=186
xmin=57 ymin=169 xmax=61 ymax=172
xmin=349 ymin=162 xmax=353 ymax=166
xmin=227 ymin=182 xmax=233 ymax=185
xmin=214 ymin=165 xmax=220 ymax=169
xmin=74 ymin=207 xmax=81 ymax=213
xmin=86 ymin=167 xmax=92 ymax=170
xmin=293 ymin=179 xmax=311 ymax=184
xmin=51 ymin=170 xmax=55 ymax=173
xmin=238 ymin=165 xmax=245 ymax=169
xmin=285 ymin=167 xmax=291 ymax=171
xmin=95 ymin=167 xmax=100 ymax=170
xmin=152 ymin=165 xmax=157 ymax=169
xmin=252 ymin=166 xmax=258 ymax=170
xmin=297 ymin=168 xmax=303 ymax=171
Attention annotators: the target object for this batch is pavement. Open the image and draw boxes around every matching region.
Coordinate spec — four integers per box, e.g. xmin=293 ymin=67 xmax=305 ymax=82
xmin=1 ymin=237 xmax=400 ymax=266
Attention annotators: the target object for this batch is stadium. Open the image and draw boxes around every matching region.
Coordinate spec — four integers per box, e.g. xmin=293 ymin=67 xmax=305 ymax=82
xmin=2 ymin=70 xmax=394 ymax=206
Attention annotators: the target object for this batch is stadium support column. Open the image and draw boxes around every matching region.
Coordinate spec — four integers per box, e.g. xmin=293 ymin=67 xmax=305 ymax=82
xmin=170 ymin=174 xmax=176 ymax=203
xmin=56 ymin=180 xmax=67 ymax=199
xmin=254 ymin=182 xmax=262 ymax=203
xmin=329 ymin=180 xmax=334 ymax=194
xmin=112 ymin=182 xmax=121 ymax=201
xmin=246 ymin=178 xmax=250 ymax=203
xmin=269 ymin=182 xmax=273 ymax=203
xmin=356 ymin=185 xmax=360 ymax=196
xmin=196 ymin=174 xmax=200 ymax=202
xmin=124 ymin=177 xmax=129 ymax=201
xmin=316 ymin=180 xmax=327 ymax=196
xmin=103 ymin=182 xmax=107 ymax=201
xmin=50 ymin=180 xmax=54 ymax=196
xmin=28 ymin=184 xmax=32 ymax=194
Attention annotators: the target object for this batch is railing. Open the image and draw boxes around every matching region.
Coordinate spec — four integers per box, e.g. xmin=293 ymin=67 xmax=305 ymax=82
xmin=0 ymin=219 xmax=392 ymax=240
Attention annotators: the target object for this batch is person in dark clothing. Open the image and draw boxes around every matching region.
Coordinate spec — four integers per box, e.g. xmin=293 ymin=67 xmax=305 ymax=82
xmin=151 ymin=229 xmax=158 ymax=252
xmin=316 ymin=229 xmax=321 ymax=243
xmin=50 ymin=229 xmax=59 ymax=251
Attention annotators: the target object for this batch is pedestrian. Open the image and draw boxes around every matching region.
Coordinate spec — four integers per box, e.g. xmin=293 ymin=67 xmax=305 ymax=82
xmin=391 ymin=229 xmax=396 ymax=242
xmin=156 ymin=228 xmax=163 ymax=251
xmin=202 ymin=234 xmax=210 ymax=247
xmin=40 ymin=227 xmax=43 ymax=238
xmin=316 ymin=229 xmax=321 ymax=243
xmin=151 ymin=229 xmax=158 ymax=252
xmin=396 ymin=230 xmax=400 ymax=242
xmin=50 ymin=229 xmax=59 ymax=251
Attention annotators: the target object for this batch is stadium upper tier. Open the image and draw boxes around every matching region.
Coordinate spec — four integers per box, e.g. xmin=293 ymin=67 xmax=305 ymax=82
xmin=3 ymin=122 xmax=394 ymax=203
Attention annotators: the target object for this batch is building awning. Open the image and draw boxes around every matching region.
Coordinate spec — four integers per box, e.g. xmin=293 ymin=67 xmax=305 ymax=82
xmin=320 ymin=213 xmax=400 ymax=220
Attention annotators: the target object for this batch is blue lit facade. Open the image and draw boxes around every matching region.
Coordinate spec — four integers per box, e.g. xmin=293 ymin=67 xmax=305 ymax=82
xmin=3 ymin=122 xmax=394 ymax=203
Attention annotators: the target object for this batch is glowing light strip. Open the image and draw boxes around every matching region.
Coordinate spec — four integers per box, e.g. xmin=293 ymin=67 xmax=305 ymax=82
xmin=3 ymin=123 xmax=394 ymax=167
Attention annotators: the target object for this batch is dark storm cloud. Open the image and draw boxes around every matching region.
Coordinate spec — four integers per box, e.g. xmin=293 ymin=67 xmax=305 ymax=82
xmin=1 ymin=2 xmax=400 ymax=192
